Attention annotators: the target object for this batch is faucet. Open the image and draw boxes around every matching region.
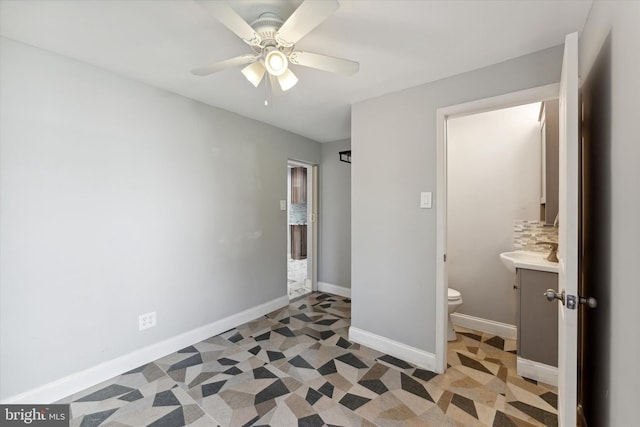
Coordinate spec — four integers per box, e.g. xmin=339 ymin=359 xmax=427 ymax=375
xmin=536 ymin=241 xmax=559 ymax=263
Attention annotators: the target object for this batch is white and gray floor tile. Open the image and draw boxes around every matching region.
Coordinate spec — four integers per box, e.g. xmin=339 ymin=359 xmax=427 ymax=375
xmin=60 ymin=293 xmax=557 ymax=426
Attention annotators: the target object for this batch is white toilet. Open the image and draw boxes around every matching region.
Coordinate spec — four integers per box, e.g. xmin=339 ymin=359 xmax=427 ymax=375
xmin=447 ymin=288 xmax=463 ymax=341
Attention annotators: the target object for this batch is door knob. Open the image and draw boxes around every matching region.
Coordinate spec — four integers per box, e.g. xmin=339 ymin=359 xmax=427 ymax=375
xmin=544 ymin=289 xmax=597 ymax=310
xmin=579 ymin=296 xmax=598 ymax=308
xmin=544 ymin=289 xmax=565 ymax=305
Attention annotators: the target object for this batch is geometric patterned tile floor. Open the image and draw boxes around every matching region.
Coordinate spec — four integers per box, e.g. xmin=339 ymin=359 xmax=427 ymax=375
xmin=58 ymin=292 xmax=557 ymax=426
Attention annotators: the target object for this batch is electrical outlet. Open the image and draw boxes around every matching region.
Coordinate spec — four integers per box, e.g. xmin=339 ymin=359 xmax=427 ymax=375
xmin=139 ymin=312 xmax=156 ymax=331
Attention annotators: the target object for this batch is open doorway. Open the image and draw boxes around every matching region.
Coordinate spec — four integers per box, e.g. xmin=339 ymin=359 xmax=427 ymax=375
xmin=287 ymin=160 xmax=317 ymax=299
xmin=435 ymin=83 xmax=562 ymax=374
xmin=434 ymin=36 xmax=580 ymax=427
xmin=445 ymin=101 xmax=561 ymax=382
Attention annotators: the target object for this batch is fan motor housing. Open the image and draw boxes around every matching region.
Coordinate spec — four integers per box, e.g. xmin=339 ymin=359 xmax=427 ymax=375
xmin=249 ymin=12 xmax=293 ymax=56
xmin=251 ymin=12 xmax=283 ymax=39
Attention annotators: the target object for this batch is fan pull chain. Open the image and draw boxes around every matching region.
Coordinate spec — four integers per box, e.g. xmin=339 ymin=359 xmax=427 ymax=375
xmin=264 ymin=75 xmax=269 ymax=107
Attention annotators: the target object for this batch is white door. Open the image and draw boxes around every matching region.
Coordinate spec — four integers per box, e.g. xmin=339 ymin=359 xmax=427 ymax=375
xmin=557 ymin=32 xmax=579 ymax=427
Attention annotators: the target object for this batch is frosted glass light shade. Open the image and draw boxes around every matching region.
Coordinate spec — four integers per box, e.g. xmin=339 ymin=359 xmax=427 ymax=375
xmin=278 ymin=69 xmax=299 ymax=91
xmin=265 ymin=49 xmax=288 ymax=76
xmin=241 ymin=61 xmax=266 ymax=87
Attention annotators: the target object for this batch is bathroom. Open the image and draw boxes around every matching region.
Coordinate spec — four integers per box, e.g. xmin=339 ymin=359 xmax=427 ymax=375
xmin=445 ymin=101 xmax=559 ymax=383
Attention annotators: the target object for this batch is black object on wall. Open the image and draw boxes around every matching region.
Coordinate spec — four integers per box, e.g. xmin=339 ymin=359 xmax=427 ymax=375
xmin=339 ymin=150 xmax=351 ymax=163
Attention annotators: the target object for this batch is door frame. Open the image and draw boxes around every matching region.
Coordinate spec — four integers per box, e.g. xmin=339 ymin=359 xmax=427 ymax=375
xmin=434 ymin=83 xmax=561 ymax=373
xmin=287 ymin=159 xmax=318 ymax=293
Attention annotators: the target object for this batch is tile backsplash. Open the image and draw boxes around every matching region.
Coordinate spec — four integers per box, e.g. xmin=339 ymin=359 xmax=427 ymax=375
xmin=514 ymin=220 xmax=558 ymax=252
xmin=289 ymin=203 xmax=307 ymax=225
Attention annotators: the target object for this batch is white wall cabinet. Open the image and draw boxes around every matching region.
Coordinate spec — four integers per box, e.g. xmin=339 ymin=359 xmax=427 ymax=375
xmin=539 ymin=100 xmax=559 ymax=225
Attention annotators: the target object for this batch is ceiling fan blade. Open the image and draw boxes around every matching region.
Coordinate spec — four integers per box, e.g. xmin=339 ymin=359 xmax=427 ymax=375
xmin=276 ymin=0 xmax=339 ymax=45
xmin=198 ymin=1 xmax=261 ymax=45
xmin=289 ymin=51 xmax=359 ymax=76
xmin=191 ymin=54 xmax=259 ymax=76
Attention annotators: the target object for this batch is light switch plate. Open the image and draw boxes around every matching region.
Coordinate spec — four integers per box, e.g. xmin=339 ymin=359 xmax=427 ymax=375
xmin=420 ymin=192 xmax=432 ymax=209
xmin=280 ymin=200 xmax=287 ymax=211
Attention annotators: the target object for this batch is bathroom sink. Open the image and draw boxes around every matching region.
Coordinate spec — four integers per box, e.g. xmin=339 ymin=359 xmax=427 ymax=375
xmin=499 ymin=250 xmax=559 ymax=274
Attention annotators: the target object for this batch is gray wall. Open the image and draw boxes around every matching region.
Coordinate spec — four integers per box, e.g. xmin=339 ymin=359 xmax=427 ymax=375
xmin=319 ymin=139 xmax=351 ymax=288
xmin=351 ymin=45 xmax=563 ymax=351
xmin=448 ymin=104 xmax=541 ymax=325
xmin=579 ymin=2 xmax=640 ymax=425
xmin=0 ymin=38 xmax=320 ymax=400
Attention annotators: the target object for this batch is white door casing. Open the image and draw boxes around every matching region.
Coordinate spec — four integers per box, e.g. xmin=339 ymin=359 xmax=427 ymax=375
xmin=557 ymin=32 xmax=579 ymax=427
xmin=310 ymin=165 xmax=318 ymax=291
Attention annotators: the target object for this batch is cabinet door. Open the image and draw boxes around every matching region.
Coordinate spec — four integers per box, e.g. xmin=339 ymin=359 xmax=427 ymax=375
xmin=290 ymin=225 xmax=307 ymax=260
xmin=291 ymin=167 xmax=307 ymax=204
xmin=544 ymin=100 xmax=560 ymax=225
xmin=518 ymin=269 xmax=558 ymax=367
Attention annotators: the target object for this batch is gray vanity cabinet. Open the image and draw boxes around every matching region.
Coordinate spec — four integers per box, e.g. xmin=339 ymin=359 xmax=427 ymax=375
xmin=517 ymin=268 xmax=558 ymax=367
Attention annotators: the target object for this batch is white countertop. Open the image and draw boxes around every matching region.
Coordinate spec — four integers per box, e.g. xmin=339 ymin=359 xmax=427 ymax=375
xmin=499 ymin=250 xmax=560 ymax=274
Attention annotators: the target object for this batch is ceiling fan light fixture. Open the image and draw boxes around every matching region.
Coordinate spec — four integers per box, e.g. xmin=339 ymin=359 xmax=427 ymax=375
xmin=265 ymin=49 xmax=288 ymax=76
xmin=241 ymin=61 xmax=266 ymax=87
xmin=278 ymin=69 xmax=299 ymax=91
xmin=194 ymin=0 xmax=359 ymax=103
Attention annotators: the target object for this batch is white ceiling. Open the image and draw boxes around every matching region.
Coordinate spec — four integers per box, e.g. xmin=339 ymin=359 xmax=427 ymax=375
xmin=0 ymin=0 xmax=592 ymax=142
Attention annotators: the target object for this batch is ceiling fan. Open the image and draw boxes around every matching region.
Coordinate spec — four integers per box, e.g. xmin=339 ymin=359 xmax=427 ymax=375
xmin=191 ymin=0 xmax=359 ymax=96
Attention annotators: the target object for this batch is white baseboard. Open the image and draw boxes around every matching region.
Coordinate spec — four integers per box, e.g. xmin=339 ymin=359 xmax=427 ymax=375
xmin=348 ymin=327 xmax=436 ymax=372
xmin=318 ymin=282 xmax=351 ymax=298
xmin=450 ymin=313 xmax=517 ymax=340
xmin=2 ymin=295 xmax=289 ymax=404
xmin=517 ymin=357 xmax=558 ymax=386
